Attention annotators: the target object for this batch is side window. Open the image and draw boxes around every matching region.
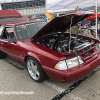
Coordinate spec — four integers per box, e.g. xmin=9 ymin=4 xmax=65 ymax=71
xmin=1 ymin=26 xmax=15 ymax=40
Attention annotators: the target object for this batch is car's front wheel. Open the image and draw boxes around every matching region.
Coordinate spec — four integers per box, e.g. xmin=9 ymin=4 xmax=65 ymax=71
xmin=26 ymin=57 xmax=47 ymax=82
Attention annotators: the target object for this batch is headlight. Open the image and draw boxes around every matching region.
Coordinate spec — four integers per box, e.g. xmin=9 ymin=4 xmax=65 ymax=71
xmin=54 ymin=56 xmax=84 ymax=70
xmin=66 ymin=56 xmax=84 ymax=69
xmin=96 ymin=43 xmax=100 ymax=53
xmin=54 ymin=60 xmax=67 ymax=70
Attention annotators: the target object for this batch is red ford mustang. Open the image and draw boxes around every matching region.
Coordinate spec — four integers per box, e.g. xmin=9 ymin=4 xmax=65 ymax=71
xmin=0 ymin=10 xmax=100 ymax=83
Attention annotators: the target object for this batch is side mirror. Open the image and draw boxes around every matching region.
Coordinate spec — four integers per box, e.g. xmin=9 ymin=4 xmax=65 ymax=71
xmin=8 ymin=37 xmax=17 ymax=43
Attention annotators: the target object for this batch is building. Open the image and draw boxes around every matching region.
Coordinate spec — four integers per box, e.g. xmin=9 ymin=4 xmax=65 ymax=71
xmin=0 ymin=0 xmax=46 ymax=16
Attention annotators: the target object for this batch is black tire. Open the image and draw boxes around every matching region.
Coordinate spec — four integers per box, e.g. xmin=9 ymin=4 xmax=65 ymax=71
xmin=0 ymin=50 xmax=6 ymax=59
xmin=26 ymin=57 xmax=47 ymax=82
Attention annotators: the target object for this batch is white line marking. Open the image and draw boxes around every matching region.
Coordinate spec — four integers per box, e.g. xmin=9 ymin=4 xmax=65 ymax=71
xmin=44 ymin=81 xmax=83 ymax=100
xmin=0 ymin=91 xmax=34 ymax=95
xmin=44 ymin=81 xmax=65 ymax=93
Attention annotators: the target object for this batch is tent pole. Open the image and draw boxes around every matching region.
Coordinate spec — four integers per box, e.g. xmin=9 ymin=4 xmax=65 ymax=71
xmin=96 ymin=0 xmax=97 ymax=39
xmin=46 ymin=0 xmax=48 ymax=22
xmin=77 ymin=6 xmax=78 ymax=12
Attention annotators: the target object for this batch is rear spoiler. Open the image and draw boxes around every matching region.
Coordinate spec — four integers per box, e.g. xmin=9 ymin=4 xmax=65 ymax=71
xmin=0 ymin=10 xmax=22 ymax=19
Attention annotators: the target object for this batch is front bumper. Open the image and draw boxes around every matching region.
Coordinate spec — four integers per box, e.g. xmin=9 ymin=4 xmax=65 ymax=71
xmin=43 ymin=54 xmax=100 ymax=83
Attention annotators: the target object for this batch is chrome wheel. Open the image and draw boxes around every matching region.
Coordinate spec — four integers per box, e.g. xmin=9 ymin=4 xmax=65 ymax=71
xmin=27 ymin=59 xmax=40 ymax=80
xmin=26 ymin=57 xmax=47 ymax=82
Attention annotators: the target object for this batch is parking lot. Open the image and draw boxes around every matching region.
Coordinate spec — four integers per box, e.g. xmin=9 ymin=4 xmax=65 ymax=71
xmin=0 ymin=57 xmax=100 ymax=100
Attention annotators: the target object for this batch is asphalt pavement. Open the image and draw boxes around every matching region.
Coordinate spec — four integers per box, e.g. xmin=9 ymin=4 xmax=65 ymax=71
xmin=0 ymin=57 xmax=100 ymax=100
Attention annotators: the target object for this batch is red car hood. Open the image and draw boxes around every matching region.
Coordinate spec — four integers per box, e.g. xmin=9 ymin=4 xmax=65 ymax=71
xmin=0 ymin=10 xmax=22 ymax=18
xmin=31 ymin=12 xmax=94 ymax=40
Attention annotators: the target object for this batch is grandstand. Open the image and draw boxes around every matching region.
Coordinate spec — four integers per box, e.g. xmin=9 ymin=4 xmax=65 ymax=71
xmin=0 ymin=0 xmax=46 ymax=16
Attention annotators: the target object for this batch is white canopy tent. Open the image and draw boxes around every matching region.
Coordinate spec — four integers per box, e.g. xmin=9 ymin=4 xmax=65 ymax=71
xmin=46 ymin=0 xmax=100 ymax=38
xmin=46 ymin=0 xmax=100 ymax=10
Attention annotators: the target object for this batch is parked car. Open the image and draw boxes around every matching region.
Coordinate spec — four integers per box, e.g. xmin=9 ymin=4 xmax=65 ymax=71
xmin=0 ymin=10 xmax=100 ymax=83
xmin=87 ymin=13 xmax=100 ymax=21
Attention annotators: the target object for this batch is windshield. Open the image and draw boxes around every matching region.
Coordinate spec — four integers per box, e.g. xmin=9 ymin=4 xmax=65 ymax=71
xmin=15 ymin=22 xmax=46 ymax=40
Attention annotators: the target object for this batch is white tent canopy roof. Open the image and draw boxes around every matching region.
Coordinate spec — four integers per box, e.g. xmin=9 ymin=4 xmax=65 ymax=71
xmin=46 ymin=0 xmax=100 ymax=10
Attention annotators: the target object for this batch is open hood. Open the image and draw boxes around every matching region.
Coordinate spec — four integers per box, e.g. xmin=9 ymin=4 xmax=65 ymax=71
xmin=31 ymin=12 xmax=94 ymax=40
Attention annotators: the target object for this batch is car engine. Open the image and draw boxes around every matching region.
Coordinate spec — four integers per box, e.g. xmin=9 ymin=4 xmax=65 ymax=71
xmin=36 ymin=33 xmax=92 ymax=53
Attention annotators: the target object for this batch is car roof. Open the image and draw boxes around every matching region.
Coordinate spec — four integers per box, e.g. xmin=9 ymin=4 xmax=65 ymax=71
xmin=1 ymin=20 xmax=45 ymax=26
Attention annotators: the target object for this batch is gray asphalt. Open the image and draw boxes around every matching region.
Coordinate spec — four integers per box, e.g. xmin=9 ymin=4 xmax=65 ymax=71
xmin=0 ymin=57 xmax=100 ymax=100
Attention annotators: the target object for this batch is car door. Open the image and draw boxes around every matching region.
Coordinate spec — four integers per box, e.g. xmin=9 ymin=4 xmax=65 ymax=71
xmin=0 ymin=25 xmax=25 ymax=63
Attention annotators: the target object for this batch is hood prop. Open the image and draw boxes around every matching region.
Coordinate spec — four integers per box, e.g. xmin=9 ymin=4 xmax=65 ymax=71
xmin=68 ymin=16 xmax=73 ymax=53
xmin=68 ymin=16 xmax=81 ymax=65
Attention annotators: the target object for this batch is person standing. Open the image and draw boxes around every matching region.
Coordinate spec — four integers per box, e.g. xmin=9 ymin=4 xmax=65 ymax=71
xmin=51 ymin=14 xmax=54 ymax=20
xmin=43 ymin=15 xmax=47 ymax=21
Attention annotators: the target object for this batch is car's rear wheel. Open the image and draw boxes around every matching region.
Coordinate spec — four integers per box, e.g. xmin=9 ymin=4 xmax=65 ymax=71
xmin=0 ymin=50 xmax=6 ymax=59
xmin=26 ymin=57 xmax=47 ymax=82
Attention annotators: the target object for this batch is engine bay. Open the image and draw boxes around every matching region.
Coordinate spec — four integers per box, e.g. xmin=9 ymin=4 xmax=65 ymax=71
xmin=36 ymin=33 xmax=92 ymax=53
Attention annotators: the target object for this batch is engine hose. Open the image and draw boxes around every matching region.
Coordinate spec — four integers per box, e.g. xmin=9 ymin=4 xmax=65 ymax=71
xmin=52 ymin=67 xmax=100 ymax=100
